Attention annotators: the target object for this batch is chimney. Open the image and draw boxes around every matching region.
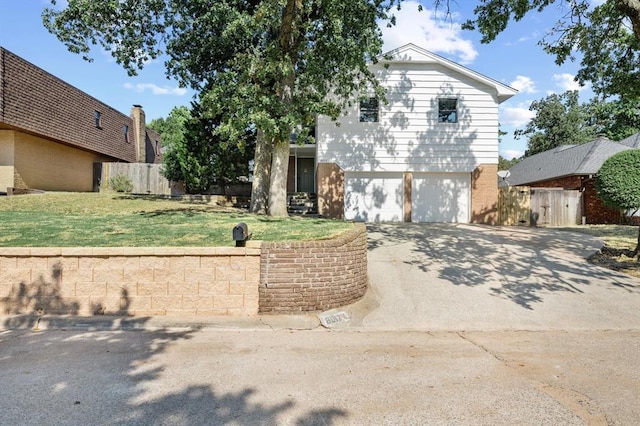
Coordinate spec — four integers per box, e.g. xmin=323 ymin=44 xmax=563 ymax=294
xmin=131 ymin=105 xmax=146 ymax=162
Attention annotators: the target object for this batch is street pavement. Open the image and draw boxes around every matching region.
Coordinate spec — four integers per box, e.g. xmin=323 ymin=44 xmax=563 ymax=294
xmin=1 ymin=224 xmax=639 ymax=425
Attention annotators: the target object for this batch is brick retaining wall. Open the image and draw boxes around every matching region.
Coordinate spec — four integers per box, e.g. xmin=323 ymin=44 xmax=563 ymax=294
xmin=259 ymin=224 xmax=368 ymax=313
xmin=0 ymin=247 xmax=260 ymax=316
xmin=0 ymin=225 xmax=369 ymax=317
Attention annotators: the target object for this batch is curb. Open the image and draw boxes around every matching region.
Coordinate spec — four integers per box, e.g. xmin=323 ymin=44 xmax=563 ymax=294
xmin=0 ymin=313 xmax=323 ymax=333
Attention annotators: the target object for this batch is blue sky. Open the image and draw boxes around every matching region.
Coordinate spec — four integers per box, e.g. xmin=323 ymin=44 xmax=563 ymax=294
xmin=0 ymin=0 xmax=597 ymax=159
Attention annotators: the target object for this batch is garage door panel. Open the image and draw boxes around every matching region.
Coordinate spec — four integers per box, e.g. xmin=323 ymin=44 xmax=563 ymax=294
xmin=345 ymin=172 xmax=403 ymax=222
xmin=412 ymin=173 xmax=469 ymax=223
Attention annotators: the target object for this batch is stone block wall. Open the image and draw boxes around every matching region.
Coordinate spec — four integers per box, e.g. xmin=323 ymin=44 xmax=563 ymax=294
xmin=259 ymin=223 xmax=368 ymax=313
xmin=0 ymin=247 xmax=260 ymax=316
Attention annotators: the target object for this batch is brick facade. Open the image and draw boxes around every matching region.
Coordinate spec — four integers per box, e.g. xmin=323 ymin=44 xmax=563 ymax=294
xmin=2 ymin=130 xmax=113 ymax=191
xmin=316 ymin=162 xmax=344 ymax=219
xmin=259 ymin=223 xmax=367 ymax=313
xmin=529 ymin=175 xmax=622 ymax=224
xmin=471 ymin=164 xmax=499 ymax=225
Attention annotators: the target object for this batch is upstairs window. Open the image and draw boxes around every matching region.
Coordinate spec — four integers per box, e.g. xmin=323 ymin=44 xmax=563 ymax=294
xmin=123 ymin=125 xmax=129 ymax=143
xmin=438 ymin=98 xmax=458 ymax=123
xmin=359 ymin=98 xmax=379 ymax=122
xmin=94 ymin=110 xmax=102 ymax=128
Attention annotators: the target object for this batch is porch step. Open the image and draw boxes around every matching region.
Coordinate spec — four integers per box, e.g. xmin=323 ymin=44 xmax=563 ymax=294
xmin=288 ymin=192 xmax=318 ymax=216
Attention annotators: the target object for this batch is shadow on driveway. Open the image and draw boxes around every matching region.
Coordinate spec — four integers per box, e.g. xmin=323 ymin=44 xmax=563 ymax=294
xmin=361 ymin=223 xmax=640 ymax=330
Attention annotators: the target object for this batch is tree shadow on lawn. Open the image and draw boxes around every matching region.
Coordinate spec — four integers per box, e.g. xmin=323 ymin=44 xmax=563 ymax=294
xmin=367 ymin=223 xmax=640 ymax=310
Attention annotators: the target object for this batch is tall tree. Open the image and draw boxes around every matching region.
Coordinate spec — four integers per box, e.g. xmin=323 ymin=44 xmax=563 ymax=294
xmin=516 ymin=91 xmax=595 ymax=157
xmin=43 ymin=0 xmax=403 ymax=216
xmin=583 ymin=97 xmax=640 ymax=141
xmin=149 ymin=106 xmax=190 ymax=152
xmin=462 ymin=0 xmax=640 ymax=100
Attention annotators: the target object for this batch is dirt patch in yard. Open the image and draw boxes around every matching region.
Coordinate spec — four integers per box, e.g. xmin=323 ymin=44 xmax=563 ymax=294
xmin=588 ymin=246 xmax=640 ymax=278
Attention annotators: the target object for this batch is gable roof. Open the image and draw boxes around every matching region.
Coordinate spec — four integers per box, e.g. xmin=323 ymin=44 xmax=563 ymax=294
xmin=505 ymin=135 xmax=637 ymax=186
xmin=380 ymin=43 xmax=518 ymax=103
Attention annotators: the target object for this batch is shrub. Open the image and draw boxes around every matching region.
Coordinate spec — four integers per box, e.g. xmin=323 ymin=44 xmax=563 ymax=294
xmin=109 ymin=173 xmax=133 ymax=193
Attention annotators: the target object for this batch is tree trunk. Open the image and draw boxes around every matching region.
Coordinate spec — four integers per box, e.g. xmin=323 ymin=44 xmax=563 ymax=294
xmin=249 ymin=129 xmax=271 ymax=214
xmin=616 ymin=0 xmax=640 ymax=40
xmin=635 ymin=225 xmax=640 ymax=257
xmin=267 ymin=137 xmax=290 ymax=217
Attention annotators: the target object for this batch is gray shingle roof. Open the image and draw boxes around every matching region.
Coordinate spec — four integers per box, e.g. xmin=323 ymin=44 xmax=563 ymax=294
xmin=619 ymin=132 xmax=640 ymax=148
xmin=504 ymin=135 xmax=638 ymax=186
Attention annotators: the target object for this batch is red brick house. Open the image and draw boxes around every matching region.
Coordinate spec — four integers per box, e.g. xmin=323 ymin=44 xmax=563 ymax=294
xmin=0 ymin=47 xmax=161 ymax=194
xmin=503 ymin=135 xmax=640 ymax=224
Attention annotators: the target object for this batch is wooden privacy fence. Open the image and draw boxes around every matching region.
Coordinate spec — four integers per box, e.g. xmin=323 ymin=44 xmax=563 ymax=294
xmin=498 ymin=186 xmax=582 ymax=227
xmin=498 ymin=186 xmax=530 ymax=225
xmin=530 ymin=188 xmax=581 ymax=227
xmin=95 ymin=163 xmax=176 ymax=195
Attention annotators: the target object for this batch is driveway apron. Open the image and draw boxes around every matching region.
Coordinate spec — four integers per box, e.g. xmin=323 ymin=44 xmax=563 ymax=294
xmin=354 ymin=223 xmax=640 ymax=331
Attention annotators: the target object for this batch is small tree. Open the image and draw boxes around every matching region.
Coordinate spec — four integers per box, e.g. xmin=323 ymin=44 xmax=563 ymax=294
xmin=160 ymin=102 xmax=255 ymax=194
xmin=595 ymin=149 xmax=640 ymax=254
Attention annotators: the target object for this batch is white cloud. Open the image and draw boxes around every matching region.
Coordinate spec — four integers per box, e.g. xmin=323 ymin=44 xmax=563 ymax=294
xmin=500 ymin=103 xmax=535 ymax=127
xmin=510 ymin=75 xmax=537 ymax=94
xmin=381 ymin=2 xmax=478 ymax=64
xmin=501 ymin=149 xmax=524 ymax=160
xmin=124 ymin=83 xmax=187 ymax=96
xmin=553 ymin=73 xmax=588 ymax=92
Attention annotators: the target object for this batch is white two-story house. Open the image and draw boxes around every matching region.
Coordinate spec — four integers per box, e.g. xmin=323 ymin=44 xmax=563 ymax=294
xmin=289 ymin=44 xmax=517 ymax=224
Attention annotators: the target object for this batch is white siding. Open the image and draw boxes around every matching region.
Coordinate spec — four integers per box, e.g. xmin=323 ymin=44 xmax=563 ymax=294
xmin=317 ymin=62 xmax=500 ymax=173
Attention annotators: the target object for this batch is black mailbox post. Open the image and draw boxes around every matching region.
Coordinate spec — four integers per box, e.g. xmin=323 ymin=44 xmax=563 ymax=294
xmin=233 ymin=222 xmax=250 ymax=247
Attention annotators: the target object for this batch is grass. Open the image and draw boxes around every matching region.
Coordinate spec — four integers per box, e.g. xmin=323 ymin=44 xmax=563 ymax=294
xmin=0 ymin=192 xmax=353 ymax=247
xmin=554 ymin=224 xmax=639 ymax=250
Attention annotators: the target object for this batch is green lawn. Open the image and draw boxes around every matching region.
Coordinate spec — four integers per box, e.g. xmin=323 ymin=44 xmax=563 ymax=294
xmin=555 ymin=224 xmax=639 ymax=250
xmin=0 ymin=192 xmax=353 ymax=247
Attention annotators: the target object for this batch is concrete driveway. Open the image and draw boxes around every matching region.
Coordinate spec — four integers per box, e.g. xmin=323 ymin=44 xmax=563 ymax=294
xmin=349 ymin=223 xmax=640 ymax=331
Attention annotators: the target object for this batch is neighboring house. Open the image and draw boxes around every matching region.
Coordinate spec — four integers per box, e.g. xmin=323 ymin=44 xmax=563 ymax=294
xmin=0 ymin=47 xmax=161 ymax=194
xmin=289 ymin=44 xmax=517 ymax=223
xmin=503 ymin=135 xmax=640 ymax=224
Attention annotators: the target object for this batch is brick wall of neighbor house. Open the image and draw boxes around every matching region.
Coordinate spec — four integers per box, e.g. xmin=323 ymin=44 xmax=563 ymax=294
xmin=0 ymin=247 xmax=261 ymax=316
xmin=582 ymin=179 xmax=622 ymax=224
xmin=11 ymin=131 xmax=115 ymax=191
xmin=0 ymin=47 xmax=143 ymax=163
xmin=471 ymin=164 xmax=499 ymax=225
xmin=529 ymin=175 xmax=621 ymax=224
xmin=316 ymin=162 xmax=344 ymax=219
xmin=528 ymin=176 xmax=582 ymax=190
xmin=259 ymin=223 xmax=367 ymax=313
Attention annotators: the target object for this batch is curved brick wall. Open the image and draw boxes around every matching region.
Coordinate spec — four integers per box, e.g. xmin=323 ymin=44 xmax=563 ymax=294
xmin=259 ymin=223 xmax=368 ymax=313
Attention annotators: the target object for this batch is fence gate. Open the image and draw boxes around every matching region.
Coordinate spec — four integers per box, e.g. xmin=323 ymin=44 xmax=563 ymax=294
xmin=498 ymin=186 xmax=530 ymax=225
xmin=530 ymin=188 xmax=581 ymax=226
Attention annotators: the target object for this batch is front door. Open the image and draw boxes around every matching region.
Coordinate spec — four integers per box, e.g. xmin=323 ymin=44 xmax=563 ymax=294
xmin=297 ymin=158 xmax=315 ymax=193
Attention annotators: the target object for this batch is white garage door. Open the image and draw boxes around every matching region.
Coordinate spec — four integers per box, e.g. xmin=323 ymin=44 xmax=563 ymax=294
xmin=412 ymin=173 xmax=470 ymax=223
xmin=345 ymin=172 xmax=404 ymax=222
